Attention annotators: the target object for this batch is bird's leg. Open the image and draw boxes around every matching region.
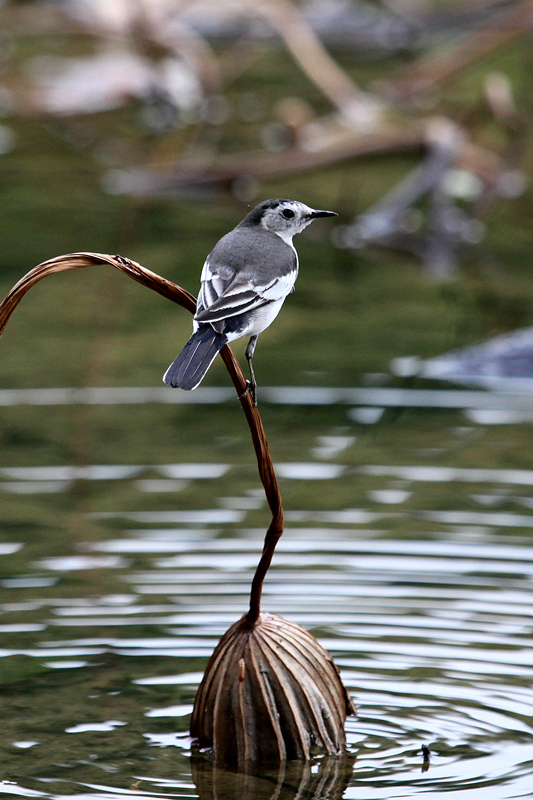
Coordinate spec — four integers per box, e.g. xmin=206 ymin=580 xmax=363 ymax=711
xmin=243 ymin=335 xmax=258 ymax=406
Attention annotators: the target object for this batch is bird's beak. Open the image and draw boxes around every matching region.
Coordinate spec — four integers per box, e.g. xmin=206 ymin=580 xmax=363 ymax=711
xmin=309 ymin=209 xmax=338 ymax=218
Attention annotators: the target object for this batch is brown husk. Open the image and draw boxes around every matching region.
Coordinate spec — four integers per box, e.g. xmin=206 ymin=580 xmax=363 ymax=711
xmin=191 ymin=612 xmax=356 ymax=766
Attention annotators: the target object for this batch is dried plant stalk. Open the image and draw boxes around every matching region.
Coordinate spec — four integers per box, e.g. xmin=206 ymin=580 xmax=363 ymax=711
xmin=191 ymin=612 xmax=355 ymax=766
xmin=0 ymin=252 xmax=197 ymax=327
xmin=0 ymin=251 xmax=354 ymax=767
xmin=0 ymin=250 xmax=283 ymax=626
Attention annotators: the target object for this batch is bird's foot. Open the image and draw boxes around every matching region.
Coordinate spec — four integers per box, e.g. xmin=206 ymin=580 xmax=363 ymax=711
xmin=239 ymin=380 xmax=258 ymax=406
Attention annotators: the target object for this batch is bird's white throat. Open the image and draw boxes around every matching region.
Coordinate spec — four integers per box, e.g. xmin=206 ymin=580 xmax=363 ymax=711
xmin=270 ymin=227 xmax=296 ymax=248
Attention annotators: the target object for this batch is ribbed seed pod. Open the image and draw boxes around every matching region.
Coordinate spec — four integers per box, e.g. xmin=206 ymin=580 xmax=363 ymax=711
xmin=191 ymin=612 xmax=356 ymax=766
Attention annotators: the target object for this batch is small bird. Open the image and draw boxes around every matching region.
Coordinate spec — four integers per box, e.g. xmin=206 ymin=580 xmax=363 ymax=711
xmin=163 ymin=198 xmax=337 ymax=403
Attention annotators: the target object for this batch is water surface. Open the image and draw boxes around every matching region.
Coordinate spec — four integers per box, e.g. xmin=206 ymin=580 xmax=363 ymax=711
xmin=1 ymin=388 xmax=533 ymax=799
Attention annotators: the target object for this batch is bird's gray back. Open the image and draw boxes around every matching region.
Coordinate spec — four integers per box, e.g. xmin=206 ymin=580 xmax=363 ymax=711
xmin=208 ymin=225 xmax=297 ymax=282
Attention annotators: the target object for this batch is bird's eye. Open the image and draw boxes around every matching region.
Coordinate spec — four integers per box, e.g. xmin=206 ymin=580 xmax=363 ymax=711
xmin=282 ymin=208 xmax=295 ymax=219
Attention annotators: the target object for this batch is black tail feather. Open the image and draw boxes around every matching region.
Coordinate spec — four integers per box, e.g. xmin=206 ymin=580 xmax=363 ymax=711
xmin=163 ymin=326 xmax=227 ymax=390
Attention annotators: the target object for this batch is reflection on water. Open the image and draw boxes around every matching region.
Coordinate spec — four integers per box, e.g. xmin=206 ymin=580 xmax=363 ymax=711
xmin=192 ymin=754 xmax=356 ymax=800
xmin=4 ymin=384 xmax=533 ymax=410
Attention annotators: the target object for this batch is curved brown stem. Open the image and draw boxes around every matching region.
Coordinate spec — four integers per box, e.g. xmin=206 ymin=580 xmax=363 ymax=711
xmin=217 ymin=346 xmax=284 ymax=626
xmin=0 ymin=251 xmax=283 ymax=625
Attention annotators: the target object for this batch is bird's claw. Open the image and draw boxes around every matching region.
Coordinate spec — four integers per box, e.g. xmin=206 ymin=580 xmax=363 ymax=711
xmin=239 ymin=380 xmax=258 ymax=406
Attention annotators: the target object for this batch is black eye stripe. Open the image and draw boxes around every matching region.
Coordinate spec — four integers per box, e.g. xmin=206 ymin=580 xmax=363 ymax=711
xmin=282 ymin=209 xmax=295 ymax=219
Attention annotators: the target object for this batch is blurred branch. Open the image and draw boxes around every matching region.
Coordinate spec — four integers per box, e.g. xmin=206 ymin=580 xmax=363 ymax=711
xmin=1 ymin=0 xmax=529 ymax=275
xmin=350 ymin=118 xmax=462 ymax=243
xmin=381 ymin=0 xmax=533 ymax=105
xmin=0 ymin=252 xmax=283 ymax=624
xmin=110 ymin=121 xmax=424 ymax=196
xmin=177 ymin=0 xmax=381 ymax=127
xmin=250 ymin=0 xmax=381 ymax=127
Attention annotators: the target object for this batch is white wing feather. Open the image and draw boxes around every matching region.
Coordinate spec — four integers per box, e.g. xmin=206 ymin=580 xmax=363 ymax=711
xmin=195 ymin=256 xmax=297 ymax=323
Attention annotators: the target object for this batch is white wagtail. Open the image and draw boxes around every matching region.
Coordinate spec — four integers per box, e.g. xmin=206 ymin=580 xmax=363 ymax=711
xmin=163 ymin=198 xmax=337 ymax=402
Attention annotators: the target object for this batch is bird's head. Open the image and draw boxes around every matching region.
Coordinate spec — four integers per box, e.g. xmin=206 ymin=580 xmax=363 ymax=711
xmin=242 ymin=199 xmax=337 ymax=242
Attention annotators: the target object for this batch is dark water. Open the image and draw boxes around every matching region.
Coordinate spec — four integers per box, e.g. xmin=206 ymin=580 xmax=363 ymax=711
xmin=1 ymin=386 xmax=533 ymax=800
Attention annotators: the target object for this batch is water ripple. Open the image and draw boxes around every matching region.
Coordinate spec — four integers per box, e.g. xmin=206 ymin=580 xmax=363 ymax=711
xmin=3 ymin=487 xmax=533 ymax=797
